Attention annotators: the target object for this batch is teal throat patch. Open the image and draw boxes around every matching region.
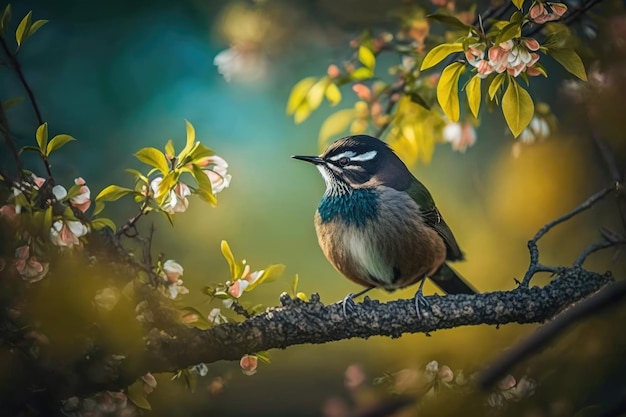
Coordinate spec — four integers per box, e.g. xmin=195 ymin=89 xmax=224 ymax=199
xmin=318 ymin=189 xmax=378 ymax=227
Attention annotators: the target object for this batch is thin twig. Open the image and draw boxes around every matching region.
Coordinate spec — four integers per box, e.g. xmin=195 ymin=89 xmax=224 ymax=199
xmin=0 ymin=99 xmax=23 ymax=175
xmin=116 ymin=198 xmax=150 ymax=238
xmin=520 ymin=184 xmax=617 ymax=287
xmin=477 ymin=277 xmax=625 ymax=389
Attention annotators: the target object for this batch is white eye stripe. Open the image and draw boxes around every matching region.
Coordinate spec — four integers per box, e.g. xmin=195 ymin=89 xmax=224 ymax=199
xmin=328 ymin=150 xmax=377 ymax=162
xmin=329 ymin=151 xmax=356 ymax=161
xmin=350 ymin=150 xmax=377 ymax=161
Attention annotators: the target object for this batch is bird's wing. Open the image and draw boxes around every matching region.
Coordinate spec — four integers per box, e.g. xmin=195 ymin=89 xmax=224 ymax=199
xmin=404 ymin=180 xmax=464 ymax=261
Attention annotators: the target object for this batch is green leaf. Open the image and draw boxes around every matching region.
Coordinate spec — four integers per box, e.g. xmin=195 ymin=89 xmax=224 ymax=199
xmin=125 ymin=168 xmax=149 ymax=185
xmin=325 ymin=82 xmax=342 ymax=106
xmin=488 ymin=72 xmax=506 ymax=100
xmin=306 ymin=78 xmax=329 ymax=111
xmin=293 ymin=102 xmax=312 ymax=124
xmin=466 ymin=74 xmax=482 ymax=118
xmin=409 ymin=92 xmax=431 ymax=110
xmin=512 ymin=0 xmax=525 ymax=10
xmin=0 ymin=4 xmax=11 ymax=34
xmin=46 ymin=134 xmax=75 ymax=156
xmin=26 ymin=19 xmax=47 ymax=39
xmin=95 ymin=185 xmax=135 ymax=202
xmin=349 ymin=67 xmax=374 ymax=80
xmin=35 ymin=122 xmax=48 ymax=153
xmin=548 ymin=47 xmax=587 ymax=81
xmin=127 ymin=380 xmax=151 ymax=410
xmin=20 ymin=145 xmax=41 ymax=155
xmin=358 ymin=45 xmax=376 ymax=70
xmin=189 ymin=142 xmax=214 ymax=163
xmin=502 ymin=76 xmax=534 ymax=137
xmin=91 ymin=217 xmax=116 ymax=231
xmin=318 ymin=109 xmax=355 ymax=149
xmin=178 ymin=119 xmax=196 ymax=162
xmin=427 ymin=14 xmax=469 ymax=30
xmin=256 ymin=351 xmax=271 ymax=364
xmin=495 ymin=21 xmax=522 ymax=44
xmin=15 ymin=11 xmax=31 ymax=48
xmin=436 ymin=62 xmax=466 ymax=122
xmin=420 ymin=43 xmax=463 ymax=71
xmin=93 ymin=200 xmax=105 ymax=216
xmin=190 ymin=163 xmax=216 ymax=205
xmin=2 ymin=96 xmax=23 ymax=110
xmin=134 ymin=147 xmax=170 ymax=174
xmin=221 ymin=240 xmax=242 ymax=280
xmin=286 ymin=77 xmax=317 ymax=115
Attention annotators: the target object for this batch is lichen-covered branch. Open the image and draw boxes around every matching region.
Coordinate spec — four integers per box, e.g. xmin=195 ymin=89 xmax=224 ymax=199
xmin=66 ymin=266 xmax=612 ymax=400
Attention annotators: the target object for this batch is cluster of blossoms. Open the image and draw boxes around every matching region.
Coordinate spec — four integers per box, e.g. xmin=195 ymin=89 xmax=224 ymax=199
xmin=225 ymin=260 xmax=264 ymax=301
xmin=161 ymin=259 xmax=189 ymax=300
xmin=149 ymin=155 xmax=231 ymax=215
xmin=0 ymin=176 xmax=92 ymax=282
xmin=466 ymin=38 xmax=542 ymax=78
xmin=529 ymin=1 xmax=567 ymax=24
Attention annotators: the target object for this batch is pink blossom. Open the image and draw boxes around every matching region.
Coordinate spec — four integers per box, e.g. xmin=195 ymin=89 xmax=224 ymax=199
xmin=344 ymin=364 xmax=366 ymax=389
xmin=464 ymin=45 xmax=484 ymax=66
xmin=141 ymin=373 xmax=157 ymax=394
xmin=14 ymin=245 xmax=49 ymax=283
xmin=150 ymin=177 xmax=191 ymax=214
xmin=327 ymin=64 xmax=340 ymax=79
xmin=70 ymin=177 xmax=91 ymax=213
xmin=162 ymin=260 xmax=184 ymax=284
xmin=228 ymin=279 xmax=249 ymax=298
xmin=50 ymin=219 xmax=89 ymax=247
xmin=199 ymin=155 xmax=231 ymax=194
xmin=530 ymin=2 xmax=567 ymax=24
xmin=476 ymin=59 xmax=495 ymax=78
xmin=0 ymin=205 xmax=18 ymax=221
xmin=167 ymin=282 xmax=189 ymax=299
xmin=240 ymin=354 xmax=258 ymax=376
xmin=32 ymin=176 xmax=46 ymax=189
xmin=442 ymin=122 xmax=476 ymax=153
xmin=487 ymin=39 xmax=541 ymax=77
xmin=352 ymin=84 xmax=371 ymax=101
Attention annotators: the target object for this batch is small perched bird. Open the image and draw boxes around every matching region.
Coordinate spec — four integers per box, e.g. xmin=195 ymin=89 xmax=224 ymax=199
xmin=292 ymin=135 xmax=476 ymax=316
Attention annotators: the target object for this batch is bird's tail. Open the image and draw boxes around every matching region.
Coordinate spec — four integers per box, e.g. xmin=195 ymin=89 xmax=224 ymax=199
xmin=430 ymin=263 xmax=477 ymax=295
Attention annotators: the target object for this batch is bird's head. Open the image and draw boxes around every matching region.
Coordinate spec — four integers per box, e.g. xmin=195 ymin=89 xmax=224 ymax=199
xmin=292 ymin=135 xmax=413 ymax=196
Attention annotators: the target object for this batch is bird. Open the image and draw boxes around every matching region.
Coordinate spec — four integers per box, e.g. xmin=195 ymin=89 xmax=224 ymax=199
xmin=292 ymin=134 xmax=476 ymax=316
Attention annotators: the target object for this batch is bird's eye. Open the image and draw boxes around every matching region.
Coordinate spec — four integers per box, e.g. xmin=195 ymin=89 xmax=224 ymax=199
xmin=337 ymin=157 xmax=350 ymax=166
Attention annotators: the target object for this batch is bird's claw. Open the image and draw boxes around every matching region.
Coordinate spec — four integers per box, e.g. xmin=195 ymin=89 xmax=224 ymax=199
xmin=342 ymin=293 xmax=357 ymax=317
xmin=414 ymin=280 xmax=430 ymax=319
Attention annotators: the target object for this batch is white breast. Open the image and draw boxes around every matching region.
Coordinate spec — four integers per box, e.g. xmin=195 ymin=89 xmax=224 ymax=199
xmin=343 ymin=227 xmax=395 ymax=286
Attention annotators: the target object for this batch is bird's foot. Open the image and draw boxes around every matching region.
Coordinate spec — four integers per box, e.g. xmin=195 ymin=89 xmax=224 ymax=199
xmin=413 ymin=280 xmax=430 ymax=319
xmin=342 ymin=293 xmax=357 ymax=317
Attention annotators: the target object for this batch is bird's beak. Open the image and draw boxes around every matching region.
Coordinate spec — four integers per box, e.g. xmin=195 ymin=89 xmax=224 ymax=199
xmin=291 ymin=155 xmax=325 ymax=165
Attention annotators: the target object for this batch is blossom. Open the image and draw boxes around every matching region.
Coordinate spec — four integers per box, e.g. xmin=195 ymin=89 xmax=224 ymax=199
xmin=52 ymin=185 xmax=67 ymax=200
xmin=70 ymin=177 xmax=91 ymax=212
xmin=327 ymin=64 xmax=340 ymax=79
xmin=240 ymin=354 xmax=258 ymax=376
xmin=208 ymin=307 xmax=227 ymax=324
xmin=442 ymin=122 xmax=477 ymax=153
xmin=150 ymin=177 xmax=191 ymax=214
xmin=199 ymin=155 xmax=231 ymax=194
xmin=162 ymin=260 xmax=184 ymax=284
xmin=352 ymin=84 xmax=371 ymax=101
xmin=529 ymin=2 xmax=567 ymax=24
xmin=487 ymin=39 xmax=541 ymax=77
xmin=214 ymin=46 xmax=268 ymax=84
xmin=50 ymin=219 xmax=89 ymax=247
xmin=141 ymin=373 xmax=157 ymax=394
xmin=465 ymin=44 xmax=494 ymax=78
xmin=518 ymin=116 xmax=550 ymax=143
xmin=344 ymin=364 xmax=366 ymax=389
xmin=228 ymin=279 xmax=249 ymax=298
xmin=0 ymin=205 xmax=18 ymax=221
xmin=14 ymin=245 xmax=49 ymax=283
xmin=168 ymin=282 xmax=189 ymax=300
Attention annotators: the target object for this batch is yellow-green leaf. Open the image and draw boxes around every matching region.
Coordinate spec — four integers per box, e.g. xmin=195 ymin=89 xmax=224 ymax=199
xmin=256 ymin=351 xmax=271 ymax=364
xmin=293 ymin=102 xmax=312 ymax=124
xmin=466 ymin=75 xmax=482 ymax=118
xmin=26 ymin=19 xmax=47 ymax=38
xmin=489 ymin=72 xmax=506 ymax=100
xmin=15 ymin=11 xmax=31 ymax=48
xmin=436 ymin=62 xmax=466 ymax=122
xmin=221 ymin=240 xmax=242 ymax=280
xmin=247 ymin=264 xmax=285 ymax=291
xmin=512 ymin=0 xmax=524 ymax=10
xmin=306 ymin=78 xmax=329 ymax=111
xmin=134 ymin=147 xmax=170 ymax=174
xmin=0 ymin=4 xmax=11 ymax=34
xmin=549 ymin=47 xmax=587 ymax=81
xmin=35 ymin=122 xmax=47 ymax=153
xmin=91 ymin=217 xmax=116 ymax=231
xmin=502 ymin=77 xmax=534 ymax=137
xmin=2 ymin=96 xmax=23 ymax=110
xmin=495 ymin=21 xmax=522 ymax=44
xmin=325 ymin=82 xmax=342 ymax=106
xmin=358 ymin=45 xmax=376 ymax=70
xmin=46 ymin=134 xmax=75 ymax=156
xmin=95 ymin=185 xmax=135 ymax=202
xmin=286 ymin=77 xmax=317 ymax=115
xmin=350 ymin=67 xmax=373 ymax=80
xmin=127 ymin=380 xmax=151 ymax=410
xmin=164 ymin=139 xmax=175 ymax=159
xmin=318 ymin=109 xmax=355 ymax=149
xmin=291 ymin=274 xmax=299 ymax=297
xmin=420 ymin=43 xmax=463 ymax=71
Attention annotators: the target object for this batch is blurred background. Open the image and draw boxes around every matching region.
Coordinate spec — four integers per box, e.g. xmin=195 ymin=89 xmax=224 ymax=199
xmin=2 ymin=0 xmax=625 ymax=416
